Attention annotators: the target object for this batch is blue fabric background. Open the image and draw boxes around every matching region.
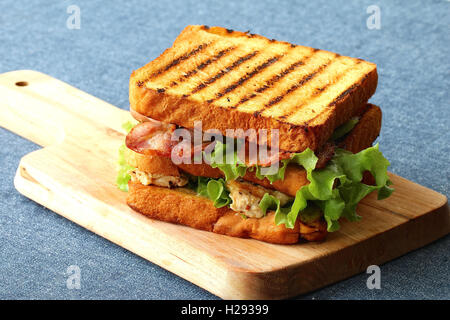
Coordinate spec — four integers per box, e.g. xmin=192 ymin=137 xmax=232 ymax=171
xmin=0 ymin=0 xmax=449 ymax=299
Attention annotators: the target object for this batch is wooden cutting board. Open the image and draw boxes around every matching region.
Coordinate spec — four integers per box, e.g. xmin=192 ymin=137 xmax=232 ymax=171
xmin=1 ymin=70 xmax=448 ymax=299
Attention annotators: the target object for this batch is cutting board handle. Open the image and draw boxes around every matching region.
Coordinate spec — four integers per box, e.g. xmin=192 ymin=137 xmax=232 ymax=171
xmin=0 ymin=70 xmax=129 ymax=147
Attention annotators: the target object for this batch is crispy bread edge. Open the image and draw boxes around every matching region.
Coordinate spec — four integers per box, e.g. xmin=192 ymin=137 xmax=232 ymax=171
xmin=340 ymin=103 xmax=382 ymax=153
xmin=130 ymin=64 xmax=377 ymax=153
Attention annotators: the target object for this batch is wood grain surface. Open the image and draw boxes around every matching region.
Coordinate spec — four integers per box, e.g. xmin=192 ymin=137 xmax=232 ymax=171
xmin=1 ymin=70 xmax=448 ymax=299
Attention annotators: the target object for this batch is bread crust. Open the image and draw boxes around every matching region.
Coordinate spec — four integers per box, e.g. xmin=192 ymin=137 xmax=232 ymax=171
xmin=242 ymin=165 xmax=309 ymax=196
xmin=340 ymin=104 xmax=382 ymax=153
xmin=127 ymin=182 xmax=227 ymax=231
xmin=177 ymin=163 xmax=223 ymax=179
xmin=123 ymin=146 xmax=180 ymax=176
xmin=213 ymin=211 xmax=300 ymax=244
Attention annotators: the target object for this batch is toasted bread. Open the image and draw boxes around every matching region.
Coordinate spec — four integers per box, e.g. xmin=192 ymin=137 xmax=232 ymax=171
xmin=127 ymin=182 xmax=326 ymax=244
xmin=339 ymin=103 xmax=382 ymax=153
xmin=123 ymin=146 xmax=181 ymax=176
xmin=130 ymin=25 xmax=378 ymax=152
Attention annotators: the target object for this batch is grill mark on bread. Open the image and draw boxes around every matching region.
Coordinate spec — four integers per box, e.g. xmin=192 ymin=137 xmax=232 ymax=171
xmin=282 ymin=59 xmax=362 ymax=119
xmin=169 ymin=46 xmax=236 ymax=88
xmin=304 ymin=71 xmax=370 ymax=125
xmin=130 ymin=26 xmax=378 ymax=153
xmin=208 ymin=55 xmax=282 ymax=103
xmin=258 ymin=56 xmax=336 ymax=113
xmin=255 ymin=61 xmax=304 ymax=94
xmin=190 ymin=51 xmax=259 ymax=94
xmin=328 ymin=72 xmax=368 ymax=107
xmin=146 ymin=42 xmax=211 ymax=80
xmin=234 ymin=50 xmax=318 ymax=107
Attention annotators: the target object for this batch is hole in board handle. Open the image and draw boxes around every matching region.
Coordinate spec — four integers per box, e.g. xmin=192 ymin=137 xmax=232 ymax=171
xmin=15 ymin=81 xmax=28 ymax=87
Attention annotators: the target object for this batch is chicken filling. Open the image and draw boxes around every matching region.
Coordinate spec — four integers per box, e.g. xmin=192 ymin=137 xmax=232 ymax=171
xmin=129 ymin=169 xmax=188 ymax=188
xmin=226 ymin=180 xmax=292 ymax=218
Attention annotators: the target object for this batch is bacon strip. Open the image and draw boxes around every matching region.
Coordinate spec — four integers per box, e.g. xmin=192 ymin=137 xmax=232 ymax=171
xmin=315 ymin=142 xmax=336 ymax=169
xmin=125 ymin=118 xmax=332 ymax=167
xmin=125 ymin=121 xmax=176 ymax=157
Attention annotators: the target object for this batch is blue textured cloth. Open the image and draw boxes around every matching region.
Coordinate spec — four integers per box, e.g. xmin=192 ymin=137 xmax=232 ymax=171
xmin=0 ymin=0 xmax=449 ymax=300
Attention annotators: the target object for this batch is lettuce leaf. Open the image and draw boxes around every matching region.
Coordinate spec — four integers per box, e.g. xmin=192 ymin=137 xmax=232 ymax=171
xmin=205 ymin=138 xmax=393 ymax=232
xmin=116 ymin=144 xmax=135 ymax=192
xmin=204 ymin=141 xmax=247 ymax=180
xmin=207 ymin=141 xmax=316 ymax=183
xmin=285 ymin=144 xmax=393 ymax=231
xmin=258 ymin=193 xmax=291 ymax=225
xmin=121 ymin=120 xmax=137 ymax=133
xmin=259 ymin=193 xmax=323 ymax=226
xmin=253 ymin=159 xmax=290 ymax=183
xmin=331 ymin=117 xmax=359 ymax=141
xmin=116 ymin=121 xmax=137 ymax=192
xmin=195 ymin=177 xmax=231 ymax=208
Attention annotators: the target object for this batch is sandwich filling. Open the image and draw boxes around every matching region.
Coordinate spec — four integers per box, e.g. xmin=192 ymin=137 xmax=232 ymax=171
xmin=129 ymin=169 xmax=188 ymax=188
xmin=118 ymin=111 xmax=393 ymax=232
xmin=227 ymin=180 xmax=292 ymax=218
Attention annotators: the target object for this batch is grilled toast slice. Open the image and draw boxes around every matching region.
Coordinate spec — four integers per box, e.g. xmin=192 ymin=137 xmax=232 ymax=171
xmin=127 ymin=182 xmax=326 ymax=244
xmin=130 ymin=25 xmax=378 ymax=152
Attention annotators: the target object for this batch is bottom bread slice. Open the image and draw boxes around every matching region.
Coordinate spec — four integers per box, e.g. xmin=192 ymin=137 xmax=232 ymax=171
xmin=126 ymin=182 xmax=327 ymax=244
